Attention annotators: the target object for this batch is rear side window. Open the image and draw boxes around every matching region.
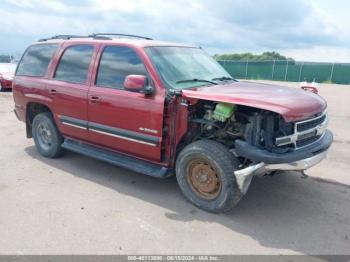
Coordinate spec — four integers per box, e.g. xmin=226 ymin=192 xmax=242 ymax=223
xmin=96 ymin=46 xmax=147 ymax=89
xmin=54 ymin=45 xmax=94 ymax=84
xmin=16 ymin=44 xmax=58 ymax=77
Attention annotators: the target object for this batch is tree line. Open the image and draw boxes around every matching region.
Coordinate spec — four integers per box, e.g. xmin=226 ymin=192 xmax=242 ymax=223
xmin=213 ymin=51 xmax=294 ymax=61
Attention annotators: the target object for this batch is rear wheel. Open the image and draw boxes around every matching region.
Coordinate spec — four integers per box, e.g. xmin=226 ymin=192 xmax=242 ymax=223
xmin=176 ymin=140 xmax=242 ymax=213
xmin=32 ymin=112 xmax=63 ymax=158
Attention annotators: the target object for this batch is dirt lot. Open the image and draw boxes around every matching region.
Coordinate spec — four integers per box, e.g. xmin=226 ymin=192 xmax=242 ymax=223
xmin=0 ymin=81 xmax=349 ymax=255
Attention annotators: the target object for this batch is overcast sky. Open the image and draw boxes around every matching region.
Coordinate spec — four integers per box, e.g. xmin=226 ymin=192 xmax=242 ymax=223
xmin=1 ymin=0 xmax=349 ymax=62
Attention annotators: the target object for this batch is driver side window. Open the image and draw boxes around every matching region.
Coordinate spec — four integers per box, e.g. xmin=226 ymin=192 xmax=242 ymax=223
xmin=96 ymin=46 xmax=147 ymax=89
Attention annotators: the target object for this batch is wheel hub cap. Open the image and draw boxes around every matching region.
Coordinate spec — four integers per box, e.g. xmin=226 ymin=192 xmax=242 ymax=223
xmin=37 ymin=123 xmax=53 ymax=150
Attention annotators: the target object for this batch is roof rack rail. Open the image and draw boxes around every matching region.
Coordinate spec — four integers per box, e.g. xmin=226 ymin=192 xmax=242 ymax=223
xmin=88 ymin=33 xmax=153 ymax=40
xmin=38 ymin=35 xmax=89 ymax=42
xmin=38 ymin=33 xmax=153 ymax=42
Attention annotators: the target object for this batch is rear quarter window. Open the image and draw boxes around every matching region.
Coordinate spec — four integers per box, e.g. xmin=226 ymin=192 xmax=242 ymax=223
xmin=16 ymin=44 xmax=58 ymax=77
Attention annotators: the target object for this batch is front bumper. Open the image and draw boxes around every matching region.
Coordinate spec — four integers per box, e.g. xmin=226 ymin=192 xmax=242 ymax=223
xmin=233 ymin=130 xmax=333 ymax=194
xmin=234 ymin=130 xmax=333 ymax=164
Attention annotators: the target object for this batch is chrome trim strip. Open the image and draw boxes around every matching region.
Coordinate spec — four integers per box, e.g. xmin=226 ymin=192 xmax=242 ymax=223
xmin=89 ymin=128 xmax=158 ymax=147
xmin=61 ymin=121 xmax=87 ymax=130
xmin=297 ymin=111 xmax=327 ymax=125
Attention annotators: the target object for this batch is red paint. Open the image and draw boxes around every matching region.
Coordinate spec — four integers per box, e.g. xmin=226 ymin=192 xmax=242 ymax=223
xmin=182 ymin=81 xmax=326 ymax=122
xmin=0 ymin=72 xmax=14 ymax=90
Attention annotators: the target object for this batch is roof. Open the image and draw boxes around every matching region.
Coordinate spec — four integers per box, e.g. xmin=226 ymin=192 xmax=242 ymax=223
xmin=35 ymin=34 xmax=198 ymax=48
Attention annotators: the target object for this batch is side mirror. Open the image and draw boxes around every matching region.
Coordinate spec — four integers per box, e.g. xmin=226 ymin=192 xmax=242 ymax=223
xmin=124 ymin=75 xmax=153 ymax=94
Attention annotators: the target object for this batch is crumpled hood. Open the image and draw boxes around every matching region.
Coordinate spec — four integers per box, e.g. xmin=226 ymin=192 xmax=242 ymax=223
xmin=181 ymin=81 xmax=327 ymax=122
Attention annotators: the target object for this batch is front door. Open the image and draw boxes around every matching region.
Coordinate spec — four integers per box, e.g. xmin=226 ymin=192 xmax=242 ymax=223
xmin=87 ymin=45 xmax=165 ymax=162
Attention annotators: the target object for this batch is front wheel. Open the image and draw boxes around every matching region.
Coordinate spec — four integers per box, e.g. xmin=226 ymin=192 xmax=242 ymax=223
xmin=32 ymin=112 xmax=64 ymax=158
xmin=176 ymin=140 xmax=242 ymax=213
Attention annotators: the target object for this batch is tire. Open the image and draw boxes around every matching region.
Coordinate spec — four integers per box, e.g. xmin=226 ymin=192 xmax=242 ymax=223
xmin=176 ymin=140 xmax=242 ymax=213
xmin=32 ymin=112 xmax=64 ymax=158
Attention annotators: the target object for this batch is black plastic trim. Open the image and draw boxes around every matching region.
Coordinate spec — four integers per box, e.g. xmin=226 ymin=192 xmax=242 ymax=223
xmin=62 ymin=138 xmax=171 ymax=178
xmin=88 ymin=122 xmax=159 ymax=146
xmin=234 ymin=130 xmax=333 ymax=164
xmin=58 ymin=115 xmax=159 ymax=146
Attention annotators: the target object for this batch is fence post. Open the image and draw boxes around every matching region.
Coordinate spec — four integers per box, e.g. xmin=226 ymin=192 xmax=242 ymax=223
xmin=330 ymin=63 xmax=335 ymax=82
xmin=245 ymin=60 xmax=249 ymax=79
xmin=298 ymin=62 xmax=304 ymax=82
xmin=284 ymin=60 xmax=289 ymax=81
xmin=271 ymin=59 xmax=276 ymax=80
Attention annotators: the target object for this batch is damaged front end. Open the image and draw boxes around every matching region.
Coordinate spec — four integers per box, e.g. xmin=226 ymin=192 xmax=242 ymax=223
xmin=182 ymin=100 xmax=333 ymax=195
xmin=233 ymin=110 xmax=332 ymax=194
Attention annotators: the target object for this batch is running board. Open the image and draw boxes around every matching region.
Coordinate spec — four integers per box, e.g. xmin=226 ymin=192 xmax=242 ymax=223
xmin=62 ymin=139 xmax=172 ymax=178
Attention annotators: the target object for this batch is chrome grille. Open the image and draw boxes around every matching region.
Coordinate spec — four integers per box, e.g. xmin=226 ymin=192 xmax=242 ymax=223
xmin=275 ymin=111 xmax=328 ymax=149
xmin=296 ymin=114 xmax=327 ymax=132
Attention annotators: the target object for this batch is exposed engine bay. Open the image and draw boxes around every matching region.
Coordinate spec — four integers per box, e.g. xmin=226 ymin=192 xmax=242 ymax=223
xmin=183 ymin=100 xmax=324 ymax=155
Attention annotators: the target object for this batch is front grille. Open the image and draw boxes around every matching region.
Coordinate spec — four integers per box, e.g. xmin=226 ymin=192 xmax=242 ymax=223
xmin=275 ymin=111 xmax=327 ymax=150
xmin=297 ymin=114 xmax=326 ymax=132
xmin=296 ymin=135 xmax=322 ymax=147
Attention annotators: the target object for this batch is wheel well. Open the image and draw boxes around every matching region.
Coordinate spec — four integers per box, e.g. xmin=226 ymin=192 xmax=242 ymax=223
xmin=26 ymin=103 xmax=52 ymax=138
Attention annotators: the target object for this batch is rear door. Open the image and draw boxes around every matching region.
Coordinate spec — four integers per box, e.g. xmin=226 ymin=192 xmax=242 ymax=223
xmin=47 ymin=43 xmax=97 ymax=142
xmin=87 ymin=44 xmax=165 ymax=162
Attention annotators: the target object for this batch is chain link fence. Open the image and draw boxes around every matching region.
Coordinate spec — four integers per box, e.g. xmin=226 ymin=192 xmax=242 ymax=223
xmin=218 ymin=60 xmax=350 ymax=85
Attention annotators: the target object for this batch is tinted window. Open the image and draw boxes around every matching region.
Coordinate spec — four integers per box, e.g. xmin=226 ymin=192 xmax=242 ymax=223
xmin=16 ymin=44 xmax=58 ymax=77
xmin=55 ymin=45 xmax=94 ymax=84
xmin=96 ymin=46 xmax=147 ymax=89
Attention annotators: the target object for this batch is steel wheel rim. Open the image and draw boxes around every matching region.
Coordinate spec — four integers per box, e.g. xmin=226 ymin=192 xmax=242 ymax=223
xmin=37 ymin=122 xmax=53 ymax=151
xmin=187 ymin=159 xmax=221 ymax=200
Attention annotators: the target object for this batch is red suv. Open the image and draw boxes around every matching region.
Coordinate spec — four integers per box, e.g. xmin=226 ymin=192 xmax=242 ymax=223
xmin=13 ymin=34 xmax=333 ymax=212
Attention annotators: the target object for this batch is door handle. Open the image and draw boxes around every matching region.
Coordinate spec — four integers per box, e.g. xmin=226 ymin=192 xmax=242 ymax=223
xmin=50 ymin=89 xmax=57 ymax=95
xmin=89 ymin=96 xmax=101 ymax=103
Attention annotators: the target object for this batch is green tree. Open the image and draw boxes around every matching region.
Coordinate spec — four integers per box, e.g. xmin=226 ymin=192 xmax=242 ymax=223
xmin=213 ymin=51 xmax=293 ymax=61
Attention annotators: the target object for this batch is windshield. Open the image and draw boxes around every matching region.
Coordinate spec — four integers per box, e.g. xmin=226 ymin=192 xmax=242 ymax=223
xmin=145 ymin=46 xmax=232 ymax=90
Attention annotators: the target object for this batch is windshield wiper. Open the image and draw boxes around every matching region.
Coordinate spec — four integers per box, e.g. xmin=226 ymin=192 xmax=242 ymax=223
xmin=212 ymin=76 xmax=238 ymax=82
xmin=176 ymin=78 xmax=218 ymax=85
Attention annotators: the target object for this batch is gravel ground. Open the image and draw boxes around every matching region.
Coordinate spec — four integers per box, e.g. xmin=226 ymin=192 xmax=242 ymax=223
xmin=0 ymin=81 xmax=349 ymax=255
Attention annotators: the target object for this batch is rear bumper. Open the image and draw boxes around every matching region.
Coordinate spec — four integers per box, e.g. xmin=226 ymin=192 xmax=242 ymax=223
xmin=234 ymin=130 xmax=333 ymax=164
